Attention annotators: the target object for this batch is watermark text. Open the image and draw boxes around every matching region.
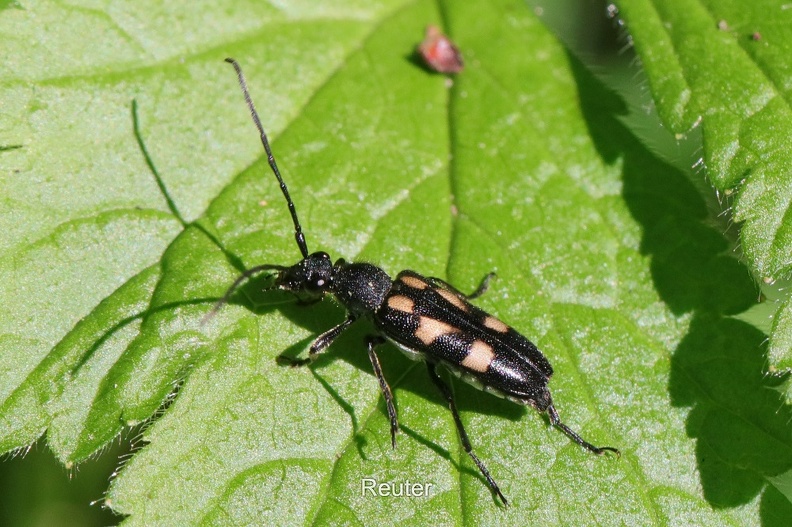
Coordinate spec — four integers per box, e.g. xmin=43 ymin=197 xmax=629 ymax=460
xmin=361 ymin=478 xmax=434 ymax=498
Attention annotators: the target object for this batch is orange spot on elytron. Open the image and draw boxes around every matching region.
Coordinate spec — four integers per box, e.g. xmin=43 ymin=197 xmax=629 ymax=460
xmin=461 ymin=340 xmax=495 ymax=373
xmin=436 ymin=287 xmax=468 ymax=311
xmin=387 ymin=295 xmax=415 ymax=314
xmin=416 ymin=316 xmax=459 ymax=345
xmin=400 ymin=275 xmax=429 ymax=290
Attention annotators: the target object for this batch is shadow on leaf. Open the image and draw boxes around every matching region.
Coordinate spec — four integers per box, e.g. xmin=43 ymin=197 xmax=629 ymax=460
xmin=569 ymin=50 xmax=792 ymax=521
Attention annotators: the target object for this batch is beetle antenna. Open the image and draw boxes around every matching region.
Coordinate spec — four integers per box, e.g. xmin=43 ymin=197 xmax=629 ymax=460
xmin=225 ymin=58 xmax=309 ymax=259
xmin=202 ymin=263 xmax=288 ymax=325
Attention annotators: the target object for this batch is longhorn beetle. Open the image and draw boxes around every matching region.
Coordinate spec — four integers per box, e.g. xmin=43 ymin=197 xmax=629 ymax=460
xmin=215 ymin=58 xmax=619 ymax=506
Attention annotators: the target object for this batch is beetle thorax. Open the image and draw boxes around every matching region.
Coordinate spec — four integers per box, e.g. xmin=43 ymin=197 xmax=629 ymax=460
xmin=330 ymin=260 xmax=393 ymax=317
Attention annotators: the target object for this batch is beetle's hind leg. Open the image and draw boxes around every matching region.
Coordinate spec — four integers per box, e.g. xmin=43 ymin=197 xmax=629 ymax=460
xmin=367 ymin=335 xmax=400 ymax=449
xmin=426 ymin=362 xmax=509 ymax=506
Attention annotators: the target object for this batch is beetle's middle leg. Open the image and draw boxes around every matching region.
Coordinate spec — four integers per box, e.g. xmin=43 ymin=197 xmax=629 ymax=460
xmin=426 ymin=362 xmax=508 ymax=506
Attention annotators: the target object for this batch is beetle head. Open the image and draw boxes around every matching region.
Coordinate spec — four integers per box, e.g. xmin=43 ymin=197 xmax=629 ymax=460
xmin=276 ymin=251 xmax=334 ymax=299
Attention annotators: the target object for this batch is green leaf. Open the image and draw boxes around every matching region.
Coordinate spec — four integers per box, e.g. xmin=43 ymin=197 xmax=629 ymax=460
xmin=2 ymin=0 xmax=792 ymax=525
xmin=770 ymin=300 xmax=792 ymax=374
xmin=615 ymin=0 xmax=792 ymax=373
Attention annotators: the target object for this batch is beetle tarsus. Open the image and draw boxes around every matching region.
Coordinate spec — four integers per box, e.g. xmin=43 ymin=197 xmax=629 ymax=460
xmin=547 ymin=404 xmax=620 ymax=457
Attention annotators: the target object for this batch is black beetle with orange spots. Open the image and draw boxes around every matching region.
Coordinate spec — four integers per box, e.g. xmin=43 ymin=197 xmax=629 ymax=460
xmin=213 ymin=58 xmax=620 ymax=507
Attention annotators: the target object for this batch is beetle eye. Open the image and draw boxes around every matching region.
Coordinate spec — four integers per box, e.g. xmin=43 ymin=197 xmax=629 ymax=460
xmin=306 ymin=276 xmax=326 ymax=291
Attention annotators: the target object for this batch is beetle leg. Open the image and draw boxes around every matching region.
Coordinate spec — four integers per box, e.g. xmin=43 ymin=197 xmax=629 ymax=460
xmin=278 ymin=315 xmax=356 ymax=367
xmin=366 ymin=335 xmax=399 ymax=449
xmin=426 ymin=362 xmax=509 ymax=506
xmin=546 ymin=404 xmax=620 ymax=456
xmin=426 ymin=272 xmax=496 ymax=300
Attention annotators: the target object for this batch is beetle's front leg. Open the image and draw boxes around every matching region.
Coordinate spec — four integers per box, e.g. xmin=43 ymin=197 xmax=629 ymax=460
xmin=278 ymin=315 xmax=357 ymax=367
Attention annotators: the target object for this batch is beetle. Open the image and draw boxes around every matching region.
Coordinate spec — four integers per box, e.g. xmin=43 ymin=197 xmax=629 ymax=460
xmin=215 ymin=58 xmax=619 ymax=506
